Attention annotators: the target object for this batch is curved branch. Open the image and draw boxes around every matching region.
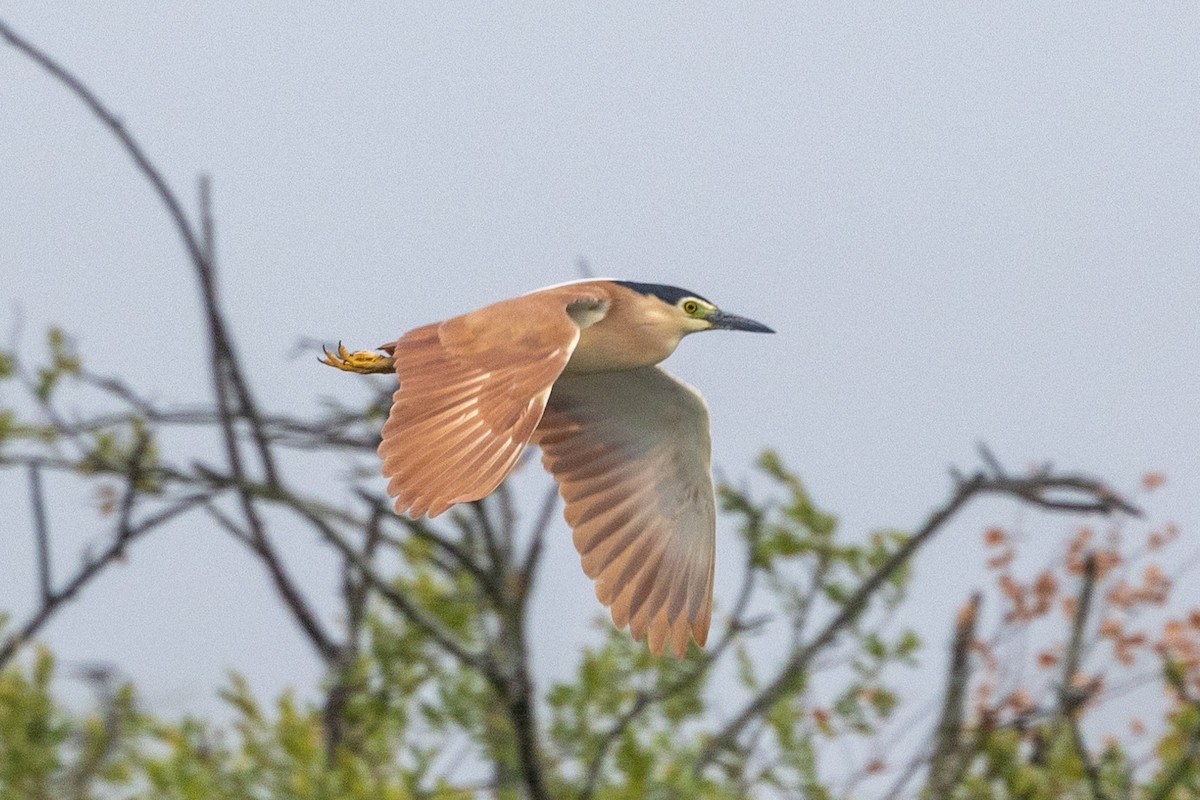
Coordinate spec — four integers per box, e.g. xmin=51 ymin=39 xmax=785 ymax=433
xmin=696 ymin=458 xmax=1139 ymax=773
xmin=0 ymin=19 xmax=206 ymax=271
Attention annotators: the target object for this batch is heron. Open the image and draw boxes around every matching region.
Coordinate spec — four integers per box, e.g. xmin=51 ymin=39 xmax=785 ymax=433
xmin=322 ymin=278 xmax=773 ymax=656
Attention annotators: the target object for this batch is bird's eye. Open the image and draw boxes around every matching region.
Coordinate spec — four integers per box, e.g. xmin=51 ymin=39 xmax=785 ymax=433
xmin=682 ymin=300 xmax=700 ymax=315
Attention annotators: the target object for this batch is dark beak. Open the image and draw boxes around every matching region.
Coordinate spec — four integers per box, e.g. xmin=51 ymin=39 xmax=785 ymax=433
xmin=708 ymin=310 xmax=775 ymax=333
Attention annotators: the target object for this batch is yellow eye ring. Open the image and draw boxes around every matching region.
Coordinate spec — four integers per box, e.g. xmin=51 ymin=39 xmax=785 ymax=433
xmin=682 ymin=300 xmax=700 ymax=315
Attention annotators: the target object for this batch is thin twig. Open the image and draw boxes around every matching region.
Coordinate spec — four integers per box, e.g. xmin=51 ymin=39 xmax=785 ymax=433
xmin=0 ymin=19 xmax=207 ymax=271
xmin=521 ymin=483 xmax=560 ymax=587
xmin=284 ymin=497 xmax=489 ymax=672
xmin=979 ymin=475 xmax=1141 ymax=518
xmin=472 ymin=498 xmax=506 ymax=575
xmin=323 ymin=497 xmax=382 ymax=761
xmin=398 ymin=517 xmax=498 ymax=597
xmin=45 ymin=393 xmax=378 ymax=452
xmin=29 ymin=464 xmax=53 ymax=603
xmin=193 ymin=177 xmax=279 ymax=486
xmin=0 ymin=494 xmax=210 ymax=670
xmin=977 ymin=441 xmax=1004 ymax=476
xmin=346 ymin=497 xmax=385 ymax=640
xmin=201 ymin=501 xmax=254 ymax=547
xmin=113 ymin=431 xmax=150 ymax=553
xmin=76 ymin=368 xmax=157 ymax=416
xmin=2 ymin=15 xmax=338 ymax=665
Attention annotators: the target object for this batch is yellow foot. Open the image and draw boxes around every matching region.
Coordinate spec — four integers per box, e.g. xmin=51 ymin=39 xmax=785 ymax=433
xmin=320 ymin=342 xmax=396 ymax=374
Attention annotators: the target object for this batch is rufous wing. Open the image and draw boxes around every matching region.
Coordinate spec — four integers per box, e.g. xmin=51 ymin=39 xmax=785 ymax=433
xmin=534 ymin=366 xmax=716 ymax=658
xmin=378 ymin=290 xmax=608 ymax=518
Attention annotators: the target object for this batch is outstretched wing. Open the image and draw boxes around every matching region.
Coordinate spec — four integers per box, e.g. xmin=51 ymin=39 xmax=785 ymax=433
xmin=379 ymin=290 xmax=608 ymax=518
xmin=534 ymin=366 xmax=716 ymax=658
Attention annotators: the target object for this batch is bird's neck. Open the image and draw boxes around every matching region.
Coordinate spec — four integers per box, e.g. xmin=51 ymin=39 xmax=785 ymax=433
xmin=565 ymin=303 xmax=683 ymax=373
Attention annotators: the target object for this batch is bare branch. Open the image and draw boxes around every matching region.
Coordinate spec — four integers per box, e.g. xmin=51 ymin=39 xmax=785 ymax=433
xmin=322 ymin=497 xmax=383 ymax=762
xmin=199 ymin=173 xmax=216 ymax=263
xmin=0 ymin=19 xmax=334 ymax=665
xmin=980 ymin=474 xmax=1141 ymax=518
xmin=284 ymin=497 xmax=489 ymax=673
xmin=1060 ymin=553 xmax=1098 ymax=714
xmin=205 ymin=359 xmax=338 ymax=662
xmin=1058 ymin=553 xmax=1110 ymax=800
xmin=976 ymin=441 xmax=1005 ymax=476
xmin=399 ymin=516 xmax=498 ymax=598
xmin=201 ymin=501 xmax=255 ymax=547
xmin=193 ymin=178 xmax=280 ymax=486
xmin=75 ymin=368 xmax=157 ymax=417
xmin=472 ymin=498 xmax=507 ymax=576
xmin=922 ymin=593 xmax=981 ymax=798
xmin=29 ymin=464 xmax=52 ymax=604
xmin=238 ymin=519 xmax=339 ymax=662
xmin=345 ymin=496 xmax=385 ymax=641
xmin=185 ymin=182 xmax=338 ymax=663
xmin=0 ymin=19 xmax=207 ymax=274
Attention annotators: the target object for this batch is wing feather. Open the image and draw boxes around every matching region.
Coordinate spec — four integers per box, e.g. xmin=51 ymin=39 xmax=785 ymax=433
xmin=534 ymin=366 xmax=717 ymax=658
xmin=378 ymin=290 xmax=607 ymax=518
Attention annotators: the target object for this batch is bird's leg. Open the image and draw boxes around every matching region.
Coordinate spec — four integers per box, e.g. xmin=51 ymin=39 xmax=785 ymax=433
xmin=320 ymin=342 xmax=396 ymax=374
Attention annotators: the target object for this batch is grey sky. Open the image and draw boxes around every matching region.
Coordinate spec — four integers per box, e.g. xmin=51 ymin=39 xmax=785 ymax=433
xmin=2 ymin=1 xmax=1197 ymax=777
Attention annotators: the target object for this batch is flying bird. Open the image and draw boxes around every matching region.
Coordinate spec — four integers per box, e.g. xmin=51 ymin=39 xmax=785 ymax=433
xmin=322 ymin=279 xmax=773 ymax=657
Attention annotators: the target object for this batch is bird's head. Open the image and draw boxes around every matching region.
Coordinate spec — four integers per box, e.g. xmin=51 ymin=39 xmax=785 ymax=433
xmin=614 ymin=281 xmax=775 ymax=337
